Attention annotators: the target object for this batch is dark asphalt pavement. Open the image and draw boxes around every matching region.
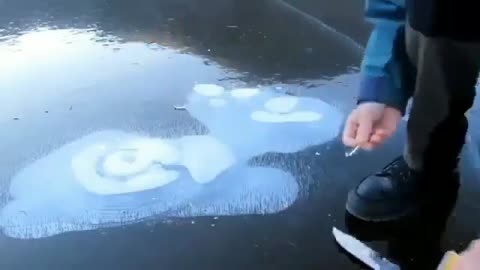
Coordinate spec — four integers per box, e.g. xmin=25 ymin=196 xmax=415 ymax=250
xmin=1 ymin=0 xmax=480 ymax=269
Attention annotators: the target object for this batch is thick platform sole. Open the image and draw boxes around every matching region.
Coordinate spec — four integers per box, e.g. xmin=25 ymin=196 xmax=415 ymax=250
xmin=345 ymin=190 xmax=417 ymax=222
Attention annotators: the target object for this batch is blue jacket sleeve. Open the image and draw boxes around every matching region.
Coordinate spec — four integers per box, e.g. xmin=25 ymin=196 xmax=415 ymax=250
xmin=358 ymin=0 xmax=411 ymax=114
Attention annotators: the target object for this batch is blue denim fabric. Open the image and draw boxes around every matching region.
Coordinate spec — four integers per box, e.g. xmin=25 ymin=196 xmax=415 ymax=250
xmin=358 ymin=0 xmax=413 ymax=114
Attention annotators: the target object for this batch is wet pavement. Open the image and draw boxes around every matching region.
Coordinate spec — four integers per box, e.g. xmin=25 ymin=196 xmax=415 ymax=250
xmin=0 ymin=0 xmax=480 ymax=269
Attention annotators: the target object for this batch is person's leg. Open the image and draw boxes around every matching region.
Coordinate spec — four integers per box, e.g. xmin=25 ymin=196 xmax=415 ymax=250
xmin=346 ymin=24 xmax=480 ymax=222
xmin=404 ymin=23 xmax=478 ymax=173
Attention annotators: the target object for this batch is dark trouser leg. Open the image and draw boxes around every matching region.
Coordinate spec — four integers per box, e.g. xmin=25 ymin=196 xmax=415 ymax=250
xmin=404 ymin=24 xmax=480 ymax=173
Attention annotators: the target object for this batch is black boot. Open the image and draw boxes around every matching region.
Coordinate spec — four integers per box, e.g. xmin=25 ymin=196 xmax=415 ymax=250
xmin=347 ymin=157 xmax=417 ymax=221
xmin=346 ymin=157 xmax=460 ymax=222
xmin=346 ymin=117 xmax=467 ymax=222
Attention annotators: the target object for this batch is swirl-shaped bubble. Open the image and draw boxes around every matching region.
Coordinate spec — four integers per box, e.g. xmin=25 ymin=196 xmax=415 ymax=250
xmin=71 ymin=136 xmax=236 ymax=195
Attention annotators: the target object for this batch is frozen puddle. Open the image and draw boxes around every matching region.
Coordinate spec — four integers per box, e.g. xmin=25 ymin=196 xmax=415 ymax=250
xmin=0 ymin=83 xmax=344 ymax=239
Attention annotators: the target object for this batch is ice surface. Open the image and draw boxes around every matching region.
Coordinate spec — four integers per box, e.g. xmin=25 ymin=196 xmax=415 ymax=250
xmin=263 ymin=96 xmax=299 ymax=114
xmin=230 ymin=88 xmax=260 ymax=98
xmin=0 ymin=83 xmax=344 ymax=239
xmin=193 ymin=84 xmax=225 ymax=97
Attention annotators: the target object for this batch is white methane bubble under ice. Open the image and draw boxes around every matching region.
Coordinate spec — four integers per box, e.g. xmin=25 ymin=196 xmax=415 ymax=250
xmin=0 ymin=83 xmax=343 ymax=239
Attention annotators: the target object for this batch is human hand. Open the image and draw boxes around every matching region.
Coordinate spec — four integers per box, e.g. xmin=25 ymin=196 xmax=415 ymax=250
xmin=342 ymin=102 xmax=402 ymax=150
xmin=454 ymin=240 xmax=480 ymax=270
